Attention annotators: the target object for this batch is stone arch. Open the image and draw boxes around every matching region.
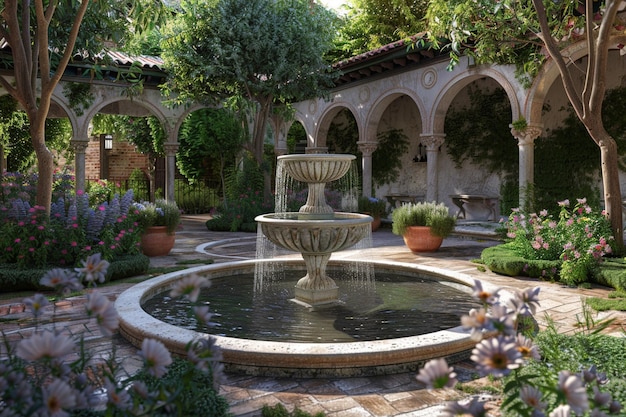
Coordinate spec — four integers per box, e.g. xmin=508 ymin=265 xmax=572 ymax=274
xmin=526 ymin=36 xmax=626 ymax=124
xmin=431 ymin=68 xmax=522 ymax=134
xmin=364 ymin=89 xmax=425 ymax=143
xmin=314 ymin=103 xmax=361 ymax=150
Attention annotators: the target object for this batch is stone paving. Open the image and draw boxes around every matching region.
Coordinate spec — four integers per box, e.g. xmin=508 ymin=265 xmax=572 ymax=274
xmin=1 ymin=215 xmax=625 ymax=417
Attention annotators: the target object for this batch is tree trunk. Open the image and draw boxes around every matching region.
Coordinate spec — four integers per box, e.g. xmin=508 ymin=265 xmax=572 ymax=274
xmin=593 ymin=129 xmax=624 ymax=253
xmin=252 ymin=96 xmax=273 ymax=200
xmin=31 ymin=122 xmax=54 ymax=211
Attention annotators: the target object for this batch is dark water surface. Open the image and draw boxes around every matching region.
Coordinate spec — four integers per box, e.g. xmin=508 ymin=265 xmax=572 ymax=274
xmin=142 ymin=271 xmax=481 ymax=343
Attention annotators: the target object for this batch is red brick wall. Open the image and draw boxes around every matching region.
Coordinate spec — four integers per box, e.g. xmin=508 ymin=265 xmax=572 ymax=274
xmin=85 ymin=138 xmax=150 ymax=181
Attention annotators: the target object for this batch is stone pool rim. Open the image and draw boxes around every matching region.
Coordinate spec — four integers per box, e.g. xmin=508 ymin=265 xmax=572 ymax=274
xmin=115 ymin=259 xmax=499 ymax=378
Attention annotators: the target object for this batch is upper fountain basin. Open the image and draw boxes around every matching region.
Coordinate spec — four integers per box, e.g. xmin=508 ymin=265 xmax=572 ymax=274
xmin=255 ymin=212 xmax=372 ymax=254
xmin=279 ymin=154 xmax=355 ymax=183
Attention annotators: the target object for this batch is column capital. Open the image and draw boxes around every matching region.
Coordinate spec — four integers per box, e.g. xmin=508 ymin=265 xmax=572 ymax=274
xmin=357 ymin=141 xmax=378 ymax=157
xmin=71 ymin=140 xmax=89 ymax=153
xmin=163 ymin=142 xmax=179 ymax=155
xmin=419 ymin=134 xmax=445 ymax=150
xmin=510 ymin=125 xmax=543 ymax=146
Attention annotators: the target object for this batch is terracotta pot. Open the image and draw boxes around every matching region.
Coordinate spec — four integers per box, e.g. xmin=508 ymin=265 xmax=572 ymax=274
xmin=141 ymin=226 xmax=176 ymax=257
xmin=402 ymin=226 xmax=444 ymax=253
xmin=371 ymin=216 xmax=382 ymax=232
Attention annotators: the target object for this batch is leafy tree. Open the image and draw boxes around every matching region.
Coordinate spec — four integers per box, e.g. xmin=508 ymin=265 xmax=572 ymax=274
xmin=330 ymin=0 xmax=429 ymax=61
xmin=426 ymin=0 xmax=626 ymax=248
xmin=177 ymin=108 xmax=245 ymax=199
xmin=0 ymin=0 xmax=166 ymax=213
xmin=160 ymin=0 xmax=338 ymax=195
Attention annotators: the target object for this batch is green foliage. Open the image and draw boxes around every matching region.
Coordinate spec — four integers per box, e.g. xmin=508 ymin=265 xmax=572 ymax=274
xmin=357 ymin=196 xmax=388 ymax=217
xmin=534 ymin=109 xmax=602 ymax=213
xmin=162 ymin=0 xmax=337 ymax=104
xmin=177 ymin=108 xmax=245 ymax=183
xmin=174 ymin=179 xmax=220 ymax=214
xmin=445 ymin=86 xmax=517 ymax=173
xmin=585 ymin=294 xmax=626 ymax=312
xmin=329 ymin=0 xmax=429 ymax=61
xmin=262 ymin=403 xmax=325 ymax=417
xmin=501 ymin=318 xmax=626 ymax=416
xmin=592 ymin=258 xmax=626 ymax=292
xmin=391 ymin=201 xmax=456 ymax=237
xmin=425 ymin=0 xmax=574 ymax=83
xmin=503 ymin=199 xmax=615 ymax=286
xmin=481 ymin=243 xmax=561 ymax=278
xmin=0 ymin=253 xmax=149 ymax=291
xmin=372 ymin=128 xmax=409 ymax=188
xmin=62 ymin=83 xmax=94 ymax=117
xmin=207 ymin=155 xmax=273 ymax=232
xmin=443 ymin=85 xmax=626 ymax=216
xmin=134 ymin=358 xmax=230 ymax=417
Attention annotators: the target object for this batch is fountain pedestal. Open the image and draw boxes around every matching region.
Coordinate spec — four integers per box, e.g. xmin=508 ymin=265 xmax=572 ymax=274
xmin=256 ymin=154 xmax=372 ymax=307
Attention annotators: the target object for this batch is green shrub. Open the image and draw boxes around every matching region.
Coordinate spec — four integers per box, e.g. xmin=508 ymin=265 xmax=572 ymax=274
xmin=0 ymin=253 xmax=150 ymax=291
xmin=391 ymin=201 xmax=456 ymax=237
xmin=133 ymin=358 xmax=230 ymax=417
xmin=262 ymin=403 xmax=325 ymax=417
xmin=480 ymin=243 xmax=561 ymax=279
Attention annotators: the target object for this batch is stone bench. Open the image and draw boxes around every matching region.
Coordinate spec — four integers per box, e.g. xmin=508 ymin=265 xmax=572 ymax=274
xmin=450 ymin=194 xmax=499 ymax=221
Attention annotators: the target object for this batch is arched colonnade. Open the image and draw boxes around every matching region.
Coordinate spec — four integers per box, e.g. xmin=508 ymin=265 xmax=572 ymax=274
xmin=283 ymin=38 xmax=625 ymax=211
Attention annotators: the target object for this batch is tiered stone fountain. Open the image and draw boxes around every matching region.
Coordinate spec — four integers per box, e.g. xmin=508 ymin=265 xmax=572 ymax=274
xmin=116 ymin=152 xmax=485 ymax=377
xmin=255 ymin=154 xmax=372 ymax=307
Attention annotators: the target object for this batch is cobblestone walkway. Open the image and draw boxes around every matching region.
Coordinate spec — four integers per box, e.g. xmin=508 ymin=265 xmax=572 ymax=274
xmin=1 ymin=215 xmax=624 ymax=417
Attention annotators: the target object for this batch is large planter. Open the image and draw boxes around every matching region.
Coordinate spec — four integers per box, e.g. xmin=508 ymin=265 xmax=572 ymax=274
xmin=371 ymin=216 xmax=382 ymax=232
xmin=141 ymin=226 xmax=176 ymax=257
xmin=402 ymin=226 xmax=444 ymax=253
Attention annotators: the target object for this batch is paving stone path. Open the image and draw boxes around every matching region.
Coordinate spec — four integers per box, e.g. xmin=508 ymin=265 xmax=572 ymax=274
xmin=1 ymin=215 xmax=624 ymax=417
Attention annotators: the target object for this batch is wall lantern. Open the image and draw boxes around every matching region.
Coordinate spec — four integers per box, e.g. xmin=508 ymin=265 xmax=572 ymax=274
xmin=104 ymin=134 xmax=113 ymax=150
xmin=413 ymin=143 xmax=427 ymax=163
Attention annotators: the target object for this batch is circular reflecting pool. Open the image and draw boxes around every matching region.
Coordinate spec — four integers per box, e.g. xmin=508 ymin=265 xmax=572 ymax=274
xmin=142 ymin=271 xmax=481 ymax=343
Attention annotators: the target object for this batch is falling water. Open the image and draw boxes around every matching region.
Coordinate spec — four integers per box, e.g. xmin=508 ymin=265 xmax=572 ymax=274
xmin=255 ymin=155 xmax=375 ymax=297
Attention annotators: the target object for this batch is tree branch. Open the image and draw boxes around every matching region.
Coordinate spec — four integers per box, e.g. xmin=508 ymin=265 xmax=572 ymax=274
xmin=532 ymin=0 xmax=584 ymax=119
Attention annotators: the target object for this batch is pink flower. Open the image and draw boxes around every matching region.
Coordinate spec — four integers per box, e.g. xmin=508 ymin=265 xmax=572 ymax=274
xmin=138 ymin=339 xmax=172 ymax=378
xmin=17 ymin=331 xmax=75 ymax=361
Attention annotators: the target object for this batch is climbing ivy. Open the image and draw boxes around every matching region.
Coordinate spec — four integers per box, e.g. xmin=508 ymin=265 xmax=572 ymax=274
xmin=444 ymin=86 xmax=519 ymax=213
xmin=326 ymin=108 xmax=409 ymax=193
xmin=62 ymin=82 xmax=94 ymax=117
xmin=444 ymin=85 xmax=626 ymax=215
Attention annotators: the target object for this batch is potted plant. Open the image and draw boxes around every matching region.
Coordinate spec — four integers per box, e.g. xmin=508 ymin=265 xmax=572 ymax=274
xmin=391 ymin=201 xmax=456 ymax=252
xmin=134 ymin=199 xmax=181 ymax=256
xmin=357 ymin=196 xmax=388 ymax=231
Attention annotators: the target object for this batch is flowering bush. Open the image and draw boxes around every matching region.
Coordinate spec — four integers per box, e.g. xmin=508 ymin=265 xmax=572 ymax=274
xmin=1 ymin=170 xmax=75 ymax=204
xmin=416 ymin=280 xmax=624 ymax=416
xmin=502 ymin=198 xmax=615 ymax=286
xmin=133 ymin=199 xmax=181 ymax=235
xmin=0 ymin=189 xmax=141 ymax=268
xmin=86 ymin=179 xmax=124 ymax=206
xmin=0 ymin=254 xmax=229 ymax=416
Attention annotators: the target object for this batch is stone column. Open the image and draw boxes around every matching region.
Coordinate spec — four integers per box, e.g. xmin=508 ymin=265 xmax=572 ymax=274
xmin=71 ymin=140 xmax=90 ymax=193
xmin=163 ymin=142 xmax=179 ymax=203
xmin=510 ymin=125 xmax=542 ymax=209
xmin=357 ymin=141 xmax=378 ymax=197
xmin=419 ymin=134 xmax=445 ymax=202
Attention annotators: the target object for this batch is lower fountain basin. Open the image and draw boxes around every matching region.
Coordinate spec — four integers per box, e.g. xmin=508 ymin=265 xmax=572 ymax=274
xmin=255 ymin=212 xmax=373 ymax=253
xmin=115 ymin=259 xmax=500 ymax=378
